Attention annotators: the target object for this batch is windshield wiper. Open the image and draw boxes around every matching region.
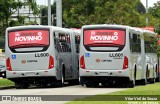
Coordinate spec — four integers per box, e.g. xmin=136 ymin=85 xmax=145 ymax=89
xmin=10 ymin=43 xmax=48 ymax=48
xmin=85 ymin=43 xmax=124 ymax=46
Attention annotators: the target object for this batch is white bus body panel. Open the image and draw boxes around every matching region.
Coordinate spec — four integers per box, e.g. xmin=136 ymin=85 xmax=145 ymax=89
xmin=79 ymin=25 xmax=133 ymax=80
xmin=5 ymin=26 xmax=56 ymax=78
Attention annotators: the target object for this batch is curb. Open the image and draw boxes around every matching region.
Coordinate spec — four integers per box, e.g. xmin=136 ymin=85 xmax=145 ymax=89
xmin=0 ymin=86 xmax=15 ymax=90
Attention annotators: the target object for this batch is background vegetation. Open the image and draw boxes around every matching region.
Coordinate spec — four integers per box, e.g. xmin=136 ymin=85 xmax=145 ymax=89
xmin=67 ymin=83 xmax=160 ymax=104
xmin=1 ymin=0 xmax=160 ymax=48
xmin=0 ymin=79 xmax=14 ymax=87
xmin=0 ymin=0 xmax=39 ymax=48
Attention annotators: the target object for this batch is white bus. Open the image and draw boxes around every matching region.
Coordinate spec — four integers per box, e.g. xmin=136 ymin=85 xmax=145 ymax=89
xmin=143 ymin=29 xmax=158 ymax=83
xmin=5 ymin=25 xmax=80 ymax=88
xmin=79 ymin=24 xmax=158 ymax=88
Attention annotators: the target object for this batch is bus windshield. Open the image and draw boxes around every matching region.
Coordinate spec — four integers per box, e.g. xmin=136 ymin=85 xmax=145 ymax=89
xmin=83 ymin=28 xmax=126 ymax=52
xmin=8 ymin=29 xmax=50 ymax=53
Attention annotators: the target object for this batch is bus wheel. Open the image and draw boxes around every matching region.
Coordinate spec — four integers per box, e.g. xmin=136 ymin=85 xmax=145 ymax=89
xmin=92 ymin=83 xmax=99 ymax=87
xmin=15 ymin=82 xmax=20 ymax=89
xmin=41 ymin=82 xmax=49 ymax=88
xmin=128 ymin=80 xmax=135 ymax=88
xmin=141 ymin=78 xmax=147 ymax=85
xmin=128 ymin=70 xmax=136 ymax=88
xmin=149 ymin=78 xmax=155 ymax=84
xmin=146 ymin=67 xmax=149 ymax=82
xmin=23 ymin=84 xmax=29 ymax=89
xmin=70 ymin=79 xmax=79 ymax=85
xmin=57 ymin=73 xmax=64 ymax=87
xmin=101 ymin=82 xmax=107 ymax=87
xmin=79 ymin=77 xmax=84 ymax=86
xmin=85 ymin=83 xmax=99 ymax=88
xmin=155 ymin=66 xmax=159 ymax=82
xmin=141 ymin=71 xmax=147 ymax=85
xmin=85 ymin=83 xmax=93 ymax=88
xmin=15 ymin=82 xmax=28 ymax=89
xmin=155 ymin=77 xmax=160 ymax=82
xmin=155 ymin=68 xmax=159 ymax=82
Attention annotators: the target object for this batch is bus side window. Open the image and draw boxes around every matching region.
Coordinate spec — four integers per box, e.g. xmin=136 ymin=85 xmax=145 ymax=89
xmin=60 ymin=33 xmax=66 ymax=52
xmin=145 ymin=43 xmax=151 ymax=53
xmin=53 ymin=32 xmax=60 ymax=52
xmin=133 ymin=34 xmax=137 ymax=43
xmin=59 ymin=33 xmax=71 ymax=52
xmin=66 ymin=34 xmax=71 ymax=52
xmin=53 ymin=33 xmax=57 ymax=49
xmin=131 ymin=34 xmax=141 ymax=53
xmin=75 ymin=35 xmax=80 ymax=53
xmin=129 ymin=33 xmax=133 ymax=52
xmin=145 ymin=37 xmax=155 ymax=53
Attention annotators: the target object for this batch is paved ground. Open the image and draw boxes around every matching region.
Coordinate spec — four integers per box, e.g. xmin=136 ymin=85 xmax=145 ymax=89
xmin=0 ymin=85 xmax=127 ymax=104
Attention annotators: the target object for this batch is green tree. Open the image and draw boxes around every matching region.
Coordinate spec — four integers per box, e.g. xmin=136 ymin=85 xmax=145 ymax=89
xmin=41 ymin=5 xmax=56 ymax=25
xmin=0 ymin=0 xmax=23 ymax=36
xmin=40 ymin=0 xmax=147 ymax=27
xmin=62 ymin=0 xmax=145 ymax=28
xmin=0 ymin=0 xmax=39 ymax=35
xmin=136 ymin=2 xmax=146 ymax=13
xmin=0 ymin=0 xmax=39 ymax=48
xmin=148 ymin=1 xmax=160 ymax=28
xmin=41 ymin=6 xmax=48 ymax=25
xmin=149 ymin=1 xmax=160 ymax=18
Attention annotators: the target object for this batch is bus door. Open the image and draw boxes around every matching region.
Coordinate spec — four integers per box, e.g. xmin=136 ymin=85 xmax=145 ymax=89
xmin=58 ymin=33 xmax=73 ymax=79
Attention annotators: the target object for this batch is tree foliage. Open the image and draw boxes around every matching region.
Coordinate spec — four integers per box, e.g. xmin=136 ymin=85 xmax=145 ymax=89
xmin=148 ymin=1 xmax=160 ymax=34
xmin=136 ymin=2 xmax=146 ymax=13
xmin=41 ymin=5 xmax=56 ymax=25
xmin=149 ymin=1 xmax=160 ymax=18
xmin=62 ymin=0 xmax=145 ymax=28
xmin=147 ymin=1 xmax=160 ymax=58
xmin=0 ymin=0 xmax=160 ymax=49
xmin=40 ymin=0 xmax=147 ymax=28
xmin=0 ymin=0 xmax=39 ymax=48
xmin=0 ymin=0 xmax=39 ymax=35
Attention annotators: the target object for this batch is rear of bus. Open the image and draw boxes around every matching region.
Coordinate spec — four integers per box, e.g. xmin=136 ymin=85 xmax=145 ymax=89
xmin=5 ymin=26 xmax=55 ymax=87
xmin=79 ymin=25 xmax=131 ymax=86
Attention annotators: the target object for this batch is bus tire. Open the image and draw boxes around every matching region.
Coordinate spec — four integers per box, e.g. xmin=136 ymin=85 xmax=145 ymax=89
xmin=85 ymin=83 xmax=92 ymax=88
xmin=60 ymin=73 xmax=65 ymax=87
xmin=155 ymin=67 xmax=159 ymax=82
xmin=79 ymin=77 xmax=84 ymax=86
xmin=150 ymin=67 xmax=155 ymax=84
xmin=15 ymin=82 xmax=28 ymax=89
xmin=128 ymin=80 xmax=135 ymax=88
xmin=155 ymin=65 xmax=159 ymax=82
xmin=41 ymin=82 xmax=49 ymax=88
xmin=155 ymin=77 xmax=160 ymax=82
xmin=128 ymin=69 xmax=136 ymax=88
xmin=93 ymin=83 xmax=99 ymax=87
xmin=149 ymin=78 xmax=155 ymax=84
xmin=146 ymin=66 xmax=149 ymax=82
xmin=68 ymin=79 xmax=79 ymax=85
xmin=141 ymin=79 xmax=147 ymax=85
xmin=57 ymin=70 xmax=65 ymax=87
xmin=15 ymin=82 xmax=20 ymax=89
xmin=141 ymin=70 xmax=147 ymax=85
xmin=85 ymin=83 xmax=99 ymax=88
xmin=101 ymin=82 xmax=107 ymax=87
xmin=85 ymin=83 xmax=97 ymax=88
xmin=73 ymin=79 xmax=79 ymax=85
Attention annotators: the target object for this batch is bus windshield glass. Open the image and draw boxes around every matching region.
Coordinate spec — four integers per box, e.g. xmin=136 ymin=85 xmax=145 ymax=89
xmin=83 ymin=28 xmax=126 ymax=52
xmin=8 ymin=29 xmax=50 ymax=52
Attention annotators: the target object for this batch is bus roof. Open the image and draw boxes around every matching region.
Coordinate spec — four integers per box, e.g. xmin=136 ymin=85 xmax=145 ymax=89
xmin=82 ymin=24 xmax=131 ymax=29
xmin=6 ymin=25 xmax=78 ymax=34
